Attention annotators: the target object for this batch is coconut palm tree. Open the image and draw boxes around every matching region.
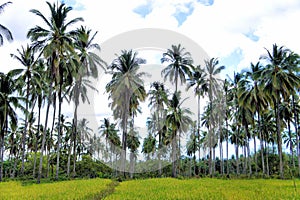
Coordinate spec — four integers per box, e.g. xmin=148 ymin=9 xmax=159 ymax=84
xmin=10 ymin=44 xmax=42 ymax=175
xmin=187 ymin=65 xmax=208 ymax=163
xmin=70 ymin=25 xmax=106 ymax=176
xmin=0 ymin=71 xmax=20 ymax=181
xmin=161 ymin=44 xmax=193 ymax=93
xmin=99 ymin=118 xmax=119 ymax=162
xmin=27 ymin=1 xmax=83 ymax=182
xmin=240 ymin=62 xmax=269 ymax=176
xmin=166 ymin=91 xmax=193 ymax=177
xmin=0 ymin=2 xmax=13 ymax=46
xmin=205 ymin=57 xmax=225 ymax=176
xmin=147 ymin=81 xmax=168 ymax=175
xmin=260 ymin=44 xmax=300 ymax=178
xmin=105 ymin=49 xmax=146 ymax=177
xmin=223 ymin=79 xmax=232 ymax=174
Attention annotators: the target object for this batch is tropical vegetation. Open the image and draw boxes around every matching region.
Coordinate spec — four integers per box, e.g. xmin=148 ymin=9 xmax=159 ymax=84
xmin=0 ymin=1 xmax=299 ymax=188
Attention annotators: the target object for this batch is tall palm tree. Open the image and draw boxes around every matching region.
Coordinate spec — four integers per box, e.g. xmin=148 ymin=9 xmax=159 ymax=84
xmin=27 ymin=1 xmax=83 ymax=182
xmin=161 ymin=44 xmax=193 ymax=165
xmin=10 ymin=45 xmax=42 ymax=175
xmin=0 ymin=2 xmax=13 ymax=46
xmin=70 ymin=25 xmax=106 ymax=176
xmin=161 ymin=44 xmax=193 ymax=93
xmin=227 ymin=72 xmax=242 ymax=175
xmin=223 ymin=79 xmax=232 ymax=175
xmin=240 ymin=62 xmax=269 ymax=176
xmin=148 ymin=81 xmax=168 ymax=175
xmin=205 ymin=57 xmax=225 ymax=176
xmin=260 ymin=44 xmax=300 ymax=178
xmin=0 ymin=71 xmax=20 ymax=181
xmin=99 ymin=118 xmax=119 ymax=162
xmin=166 ymin=91 xmax=193 ymax=177
xmin=105 ymin=49 xmax=146 ymax=177
xmin=187 ymin=65 xmax=208 ymax=163
xmin=237 ymin=77 xmax=254 ymax=176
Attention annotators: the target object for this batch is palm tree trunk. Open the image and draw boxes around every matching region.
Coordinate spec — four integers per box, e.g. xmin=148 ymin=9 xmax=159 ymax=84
xmin=21 ymin=79 xmax=30 ymax=175
xmin=172 ymin=130 xmax=177 ymax=177
xmin=287 ymin=120 xmax=295 ymax=168
xmin=67 ymin=136 xmax=72 ymax=177
xmin=11 ymin=152 xmax=19 ymax=178
xmin=265 ymin=141 xmax=269 ymax=177
xmin=55 ymin=81 xmax=63 ymax=180
xmin=253 ymin=135 xmax=257 ymax=175
xmin=197 ymin=95 xmax=201 ymax=175
xmin=292 ymin=95 xmax=300 ymax=175
xmin=72 ymin=78 xmax=80 ymax=178
xmin=129 ymin=152 xmax=134 ymax=179
xmin=276 ymin=95 xmax=284 ymax=179
xmin=259 ymin=122 xmax=265 ymax=175
xmin=37 ymin=96 xmax=51 ymax=184
xmin=33 ymin=103 xmax=41 ymax=178
xmin=247 ymin=139 xmax=252 ymax=177
xmin=0 ymin=133 xmax=4 ymax=182
xmin=220 ymin=140 xmax=223 ymax=175
xmin=243 ymin=145 xmax=247 ymax=174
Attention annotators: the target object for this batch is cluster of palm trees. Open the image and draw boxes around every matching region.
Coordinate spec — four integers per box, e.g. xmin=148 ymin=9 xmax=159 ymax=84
xmin=184 ymin=45 xmax=300 ymax=179
xmin=0 ymin=0 xmax=299 ymax=183
xmin=0 ymin=1 xmax=105 ymax=182
xmin=102 ymin=42 xmax=299 ymax=179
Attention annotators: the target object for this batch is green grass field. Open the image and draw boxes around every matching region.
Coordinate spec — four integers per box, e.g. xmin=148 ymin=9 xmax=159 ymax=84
xmin=0 ymin=178 xmax=299 ymax=199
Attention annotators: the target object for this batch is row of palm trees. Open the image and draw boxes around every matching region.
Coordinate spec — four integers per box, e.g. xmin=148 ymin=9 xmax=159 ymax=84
xmin=0 ymin=1 xmax=299 ymax=183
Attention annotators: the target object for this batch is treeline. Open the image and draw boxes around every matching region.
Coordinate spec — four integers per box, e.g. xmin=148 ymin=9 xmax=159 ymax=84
xmin=0 ymin=1 xmax=299 ymax=183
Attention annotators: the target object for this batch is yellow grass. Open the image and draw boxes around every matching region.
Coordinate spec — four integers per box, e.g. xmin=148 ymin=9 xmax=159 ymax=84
xmin=105 ymin=178 xmax=300 ymax=200
xmin=0 ymin=178 xmax=111 ymax=200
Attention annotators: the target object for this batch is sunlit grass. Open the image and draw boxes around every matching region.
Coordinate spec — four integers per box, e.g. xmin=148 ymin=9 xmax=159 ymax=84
xmin=0 ymin=178 xmax=111 ymax=200
xmin=105 ymin=178 xmax=300 ymax=200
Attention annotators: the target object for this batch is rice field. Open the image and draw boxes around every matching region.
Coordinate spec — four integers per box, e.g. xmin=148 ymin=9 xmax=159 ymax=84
xmin=0 ymin=178 xmax=300 ymax=199
xmin=0 ymin=178 xmax=111 ymax=200
xmin=105 ymin=178 xmax=300 ymax=200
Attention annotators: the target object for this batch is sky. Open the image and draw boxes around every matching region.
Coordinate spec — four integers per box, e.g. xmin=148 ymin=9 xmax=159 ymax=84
xmin=0 ymin=0 xmax=298 ymax=158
